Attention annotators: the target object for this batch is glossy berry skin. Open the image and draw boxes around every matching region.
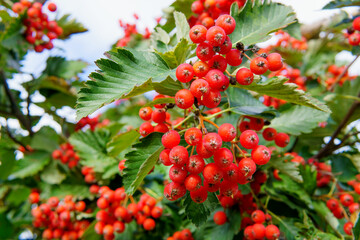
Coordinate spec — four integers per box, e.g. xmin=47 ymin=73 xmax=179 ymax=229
xmin=220 ymin=180 xmax=238 ymax=196
xmin=190 ymin=186 xmax=208 ymax=203
xmin=139 ymin=122 xmax=154 ymax=137
xmin=193 ymin=61 xmax=210 ymax=78
xmin=48 ymin=2 xmax=57 ymax=12
xmin=191 ymin=0 xmax=204 ymax=14
xmin=348 ymin=33 xmax=360 ymax=46
xmin=162 ymin=130 xmax=180 ymax=149
xmin=185 ymin=127 xmax=203 ymax=146
xmin=205 ymin=69 xmax=226 ymax=90
xmin=240 ymin=130 xmax=259 ymax=149
xmin=213 ymin=148 xmax=233 ymax=169
xmin=176 ymin=63 xmax=194 ymax=83
xmin=154 ymin=123 xmax=169 ymax=133
xmin=169 ymin=165 xmax=187 ymax=183
xmin=139 ymin=107 xmax=153 ymax=121
xmin=251 ymin=145 xmax=271 ymax=165
xmin=203 ymin=163 xmax=223 ymax=184
xmin=238 ymin=158 xmax=256 ymax=177
xmin=187 ymin=155 xmax=205 ymax=174
xmin=215 ymin=15 xmax=236 ymax=35
xmin=249 ymin=117 xmax=264 ymax=131
xmin=223 ymin=163 xmax=240 ymax=182
xmin=218 ymin=123 xmax=236 ymax=142
xmin=175 ymin=89 xmax=194 ymax=109
xmin=265 ymin=225 xmax=280 ymax=240
xmin=203 ymin=133 xmax=223 ymax=152
xmin=196 ymin=140 xmax=214 ymax=158
xmin=218 ymin=36 xmax=232 ymax=54
xmin=250 ymin=57 xmax=268 ymax=75
xmin=267 ymin=53 xmax=283 ymax=71
xmin=213 ymin=211 xmax=227 ymax=225
xmin=196 ymin=42 xmax=215 ymax=61
xmin=113 ymin=221 xmax=125 ymax=233
xmin=143 ymin=218 xmax=156 ymax=231
xmin=189 ymin=25 xmax=207 ymax=43
xmin=151 ymin=206 xmax=163 ymax=218
xmin=226 ymin=49 xmax=243 ymax=66
xmin=326 ymin=199 xmax=339 ymax=211
xmin=252 ymin=223 xmax=266 ymax=239
xmin=206 ymin=26 xmax=226 ymax=46
xmin=201 ymin=89 xmax=221 ymax=108
xmin=236 ymin=68 xmax=254 ymax=85
xmin=353 ymin=16 xmax=360 ymax=31
xmin=164 ymin=182 xmax=186 ymax=201
xmin=251 ymin=210 xmax=265 ymax=224
xmin=274 ymin=132 xmax=290 ymax=147
xmin=262 ymin=128 xmax=277 ymax=141
xmin=340 ymin=194 xmax=354 ymax=207
xmin=190 ymin=79 xmax=210 ymax=98
xmin=185 ymin=174 xmax=202 ymax=191
xmin=169 ymin=146 xmax=189 ymax=166
xmin=208 ymin=55 xmax=228 ymax=72
xmin=344 ymin=222 xmax=353 ymax=235
xmin=151 ymin=108 xmax=166 ymax=123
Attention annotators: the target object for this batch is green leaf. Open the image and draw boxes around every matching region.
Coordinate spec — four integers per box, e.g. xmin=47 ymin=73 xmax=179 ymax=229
xmin=345 ymin=153 xmax=360 ymax=173
xmin=312 ymin=201 xmax=340 ymax=233
xmin=40 ymin=161 xmax=66 ymax=185
xmin=81 ymin=221 xmax=102 ymax=240
xmin=40 ymin=184 xmax=93 ymax=201
xmin=123 ymin=133 xmax=164 ymax=195
xmin=354 ymin=212 xmax=360 ymax=240
xmin=330 ymin=154 xmax=358 ymax=182
xmin=76 ymin=48 xmax=175 ymax=120
xmin=323 ymin=0 xmax=360 ymax=9
xmin=233 ymin=76 xmax=331 ymax=113
xmin=69 ymin=129 xmax=117 ymax=173
xmin=11 ymin=151 xmax=51 ymax=179
xmin=0 ymin=149 xmax=15 ymax=180
xmin=160 ymin=0 xmax=194 ymax=33
xmin=143 ymin=97 xmax=175 ymax=107
xmin=184 ymin=192 xmax=218 ymax=226
xmin=174 ymin=11 xmax=191 ymax=42
xmin=283 ymin=21 xmax=302 ymax=40
xmin=229 ymin=0 xmax=296 ymax=46
xmin=269 ymin=156 xmax=303 ymax=183
xmin=43 ymin=57 xmax=87 ymax=80
xmin=0 ymin=213 xmax=13 ymax=239
xmin=56 ymin=14 xmax=88 ymax=39
xmin=6 ymin=185 xmax=31 ymax=206
xmin=227 ymin=87 xmax=277 ymax=119
xmin=152 ymin=76 xmax=183 ymax=96
xmin=269 ymin=105 xmax=329 ymax=135
xmin=299 ymin=165 xmax=317 ymax=195
xmin=30 ymin=126 xmax=59 ymax=152
xmin=107 ymin=130 xmax=141 ymax=157
xmin=209 ymin=208 xmax=241 ymax=240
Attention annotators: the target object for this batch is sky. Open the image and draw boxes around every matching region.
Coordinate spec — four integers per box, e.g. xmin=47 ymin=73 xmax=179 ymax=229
xmin=6 ymin=0 xmax=360 ymax=133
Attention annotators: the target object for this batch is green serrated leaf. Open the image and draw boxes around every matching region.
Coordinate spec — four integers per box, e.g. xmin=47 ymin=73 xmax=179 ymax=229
xmin=312 ymin=201 xmax=340 ymax=233
xmin=184 ymin=192 xmax=218 ymax=226
xmin=123 ymin=133 xmax=164 ymax=195
xmin=269 ymin=105 xmax=329 ymax=135
xmin=143 ymin=97 xmax=175 ymax=107
xmin=229 ymin=0 xmax=296 ymax=46
xmin=233 ymin=76 xmax=331 ymax=113
xmin=174 ymin=11 xmax=190 ymax=42
xmin=40 ymin=161 xmax=66 ymax=185
xmin=40 ymin=184 xmax=93 ymax=201
xmin=107 ymin=130 xmax=141 ymax=157
xmin=76 ymin=48 xmax=175 ymax=120
xmin=30 ymin=126 xmax=59 ymax=152
xmin=323 ymin=0 xmax=360 ymax=9
xmin=11 ymin=152 xmax=51 ymax=179
xmin=299 ymin=165 xmax=317 ymax=195
xmin=330 ymin=154 xmax=358 ymax=182
xmin=208 ymin=208 xmax=241 ymax=240
xmin=56 ymin=14 xmax=88 ymax=39
xmin=269 ymin=156 xmax=303 ymax=183
xmin=152 ymin=76 xmax=183 ymax=96
xmin=345 ymin=153 xmax=360 ymax=173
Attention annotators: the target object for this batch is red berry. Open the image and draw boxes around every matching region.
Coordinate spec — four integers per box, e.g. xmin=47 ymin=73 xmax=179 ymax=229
xmin=159 ymin=149 xmax=172 ymax=166
xmin=176 ymin=63 xmax=194 ymax=83
xmin=250 ymin=57 xmax=268 ymax=75
xmin=223 ymin=163 xmax=240 ymax=182
xmin=267 ymin=53 xmax=283 ymax=71
xmin=208 ymin=55 xmax=227 ymax=72
xmin=244 ymin=226 xmax=254 ymax=240
xmin=151 ymin=206 xmax=163 ymax=218
xmin=153 ymin=94 xmax=166 ymax=108
xmin=213 ymin=148 xmax=233 ymax=169
xmin=251 ymin=145 xmax=271 ymax=165
xmin=218 ymin=123 xmax=236 ymax=142
xmin=204 ymin=179 xmax=221 ymax=192
xmin=251 ymin=210 xmax=265 ymax=223
xmin=151 ymin=108 xmax=166 ymax=123
xmin=215 ymin=15 xmax=236 ymax=34
xmin=47 ymin=2 xmax=57 ymax=12
xmin=187 ymin=155 xmax=205 ymax=174
xmin=139 ymin=122 xmax=154 ymax=137
xmin=185 ymin=174 xmax=202 ymax=191
xmin=115 ymin=206 xmax=129 ymax=220
xmin=262 ymin=128 xmax=277 ymax=141
xmin=169 ymin=165 xmax=187 ymax=183
xmin=97 ymin=197 xmax=109 ymax=209
xmin=103 ymin=224 xmax=114 ymax=236
xmin=274 ymin=133 xmax=290 ymax=147
xmin=12 ymin=2 xmax=24 ymax=13
xmin=154 ymin=123 xmax=169 ymax=133
xmin=95 ymin=222 xmax=105 ymax=234
xmin=143 ymin=218 xmax=156 ymax=231
xmin=175 ymin=89 xmax=194 ymax=109
xmin=196 ymin=42 xmax=215 ymax=61
xmin=344 ymin=222 xmax=353 ymax=235
xmin=191 ymin=0 xmax=204 ymax=14
xmin=239 ymin=121 xmax=251 ymax=132
xmin=203 ymin=133 xmax=223 ymax=152
xmin=203 ymin=163 xmax=223 ymax=184
xmin=29 ymin=192 xmax=40 ymax=204
xmin=161 ymin=130 xmax=180 ymax=149
xmin=213 ymin=211 xmax=227 ymax=225
xmin=113 ymin=221 xmax=125 ymax=233
xmin=139 ymin=107 xmax=153 ymax=121
xmin=218 ymin=36 xmax=232 ymax=54
xmin=353 ymin=16 xmax=360 ymax=31
xmin=169 ymin=146 xmax=189 ymax=166
xmin=220 ymin=179 xmax=238 ymax=197
xmin=185 ymin=127 xmax=203 ymax=146
xmin=240 ymin=130 xmax=259 ymax=149
xmin=190 ymin=186 xmax=208 ymax=203
xmin=190 ymin=79 xmax=210 ymax=98
xmin=340 ymin=194 xmax=354 ymax=207
xmin=205 ymin=69 xmax=226 ymax=90
xmin=348 ymin=33 xmax=360 ymax=46
xmin=193 ymin=61 xmax=210 ymax=78
xmin=196 ymin=140 xmax=214 ymax=158
xmin=236 ymin=68 xmax=254 ymax=85
xmin=326 ymin=199 xmax=339 ymax=211
xmin=238 ymin=158 xmax=256 ymax=178
xmin=265 ymin=224 xmax=280 ymax=240
xmin=206 ymin=26 xmax=226 ymax=46
xmin=226 ymin=49 xmax=243 ymax=66
xmin=249 ymin=117 xmax=264 ymax=131
xmin=189 ymin=25 xmax=207 ymax=43
xmin=349 ymin=203 xmax=359 ymax=214
xmin=200 ymin=89 xmax=221 ymax=108
xmin=252 ymin=223 xmax=266 ymax=239
xmin=354 ymin=182 xmax=360 ymax=194
xmin=164 ymin=182 xmax=186 ymax=201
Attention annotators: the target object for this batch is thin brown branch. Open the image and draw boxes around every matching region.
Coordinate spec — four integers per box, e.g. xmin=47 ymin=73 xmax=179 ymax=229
xmin=329 ymin=54 xmax=360 ymax=92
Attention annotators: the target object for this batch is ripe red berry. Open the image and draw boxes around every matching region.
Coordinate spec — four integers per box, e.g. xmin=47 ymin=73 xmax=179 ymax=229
xmin=113 ymin=221 xmax=125 ymax=233
xmin=153 ymin=94 xmax=166 ymax=108
xmin=154 ymin=123 xmax=169 ymax=133
xmin=344 ymin=222 xmax=353 ymax=235
xmin=190 ymin=79 xmax=210 ymax=98
xmin=262 ymin=127 xmax=277 ymax=141
xmin=139 ymin=107 xmax=153 ymax=121
xmin=265 ymin=224 xmax=280 ymax=240
xmin=239 ymin=121 xmax=251 ymax=132
xmin=185 ymin=174 xmax=202 ymax=191
xmin=348 ymin=33 xmax=360 ymax=46
xmin=159 ymin=149 xmax=172 ymax=166
xmin=354 ymin=182 xmax=360 ymax=194
xmin=103 ymin=224 xmax=114 ymax=236
xmin=252 ymin=223 xmax=266 ymax=239
xmin=340 ymin=194 xmax=354 ymax=207
xmin=196 ymin=42 xmax=215 ymax=61
xmin=213 ymin=211 xmax=227 ymax=225
xmin=139 ymin=122 xmax=154 ymax=137
xmin=169 ymin=146 xmax=189 ymax=166
xmin=220 ymin=179 xmax=238 ymax=197
xmin=169 ymin=165 xmax=187 ymax=183
xmin=203 ymin=133 xmax=223 ymax=152
xmin=97 ymin=197 xmax=109 ymax=209
xmin=191 ymin=0 xmax=204 ymax=14
xmin=175 ymin=89 xmax=194 ymax=109
xmin=208 ymin=55 xmax=228 ymax=72
xmin=206 ymin=26 xmax=226 ymax=46
xmin=203 ymin=163 xmax=223 ymax=184
xmin=236 ymin=68 xmax=254 ymax=85
xmin=185 ymin=128 xmax=203 ymax=146
xmin=200 ymin=89 xmax=221 ymax=108
xmin=189 ymin=25 xmax=207 ymax=43
xmin=143 ymin=218 xmax=156 ymax=231
xmin=190 ymin=186 xmax=208 ymax=203
xmin=249 ymin=117 xmax=264 ymax=131
xmin=244 ymin=226 xmax=254 ymax=240
xmin=250 ymin=57 xmax=268 ymax=75
xmin=238 ymin=158 xmax=256 ymax=178
xmin=196 ymin=140 xmax=214 ymax=158
xmin=213 ymin=148 xmax=233 ymax=169
xmin=164 ymin=182 xmax=186 ymax=201
xmin=193 ymin=61 xmax=210 ymax=78
xmin=29 ymin=192 xmax=40 ymax=204
xmin=215 ymin=15 xmax=236 ymax=35
xmin=349 ymin=203 xmax=359 ymax=214
xmin=218 ymin=36 xmax=232 ymax=54
xmin=218 ymin=123 xmax=236 ymax=142
xmin=267 ymin=53 xmax=283 ymax=71
xmin=226 ymin=49 xmax=243 ymax=66
xmin=205 ymin=69 xmax=226 ymax=90
xmin=161 ymin=130 xmax=180 ymax=149
xmin=251 ymin=210 xmax=265 ymax=224
xmin=223 ymin=163 xmax=240 ymax=182
xmin=151 ymin=206 xmax=163 ymax=218
xmin=274 ymin=132 xmax=290 ymax=147
xmin=251 ymin=145 xmax=271 ymax=165
xmin=95 ymin=222 xmax=105 ymax=234
xmin=12 ymin=2 xmax=24 ymax=13
xmin=240 ymin=130 xmax=259 ymax=149
xmin=353 ymin=16 xmax=360 ymax=31
xmin=187 ymin=155 xmax=205 ymax=174
xmin=176 ymin=63 xmax=194 ymax=83
xmin=151 ymin=108 xmax=166 ymax=123
xmin=47 ymin=2 xmax=57 ymax=12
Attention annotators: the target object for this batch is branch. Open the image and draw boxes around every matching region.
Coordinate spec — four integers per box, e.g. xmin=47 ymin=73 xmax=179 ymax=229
xmin=314 ymin=91 xmax=360 ymax=159
xmin=3 ymin=121 xmax=28 ymax=150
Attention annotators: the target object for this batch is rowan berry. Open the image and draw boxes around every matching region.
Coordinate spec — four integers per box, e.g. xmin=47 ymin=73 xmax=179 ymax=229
xmin=162 ymin=130 xmax=180 ymax=149
xmin=169 ymin=146 xmax=189 ymax=166
xmin=226 ymin=49 xmax=243 ymax=66
xmin=206 ymin=26 xmax=226 ymax=46
xmin=238 ymin=158 xmax=256 ymax=177
xmin=208 ymin=55 xmax=227 ymax=72
xmin=193 ymin=61 xmax=210 ymax=78
xmin=196 ymin=42 xmax=215 ymax=61
xmin=203 ymin=132 xmax=223 ymax=152
xmin=240 ymin=130 xmax=259 ymax=149
xmin=353 ymin=16 xmax=360 ymax=31
xmin=189 ymin=25 xmax=207 ymax=43
xmin=251 ymin=210 xmax=265 ymax=224
xmin=203 ymin=163 xmax=223 ymax=184
xmin=175 ymin=89 xmax=194 ymax=109
xmin=251 ymin=145 xmax=271 ymax=165
xmin=213 ymin=211 xmax=227 ymax=225
xmin=151 ymin=108 xmax=166 ymax=123
xmin=190 ymin=186 xmax=208 ymax=203
xmin=143 ymin=218 xmax=156 ymax=231
xmin=262 ymin=127 xmax=277 ymax=141
xmin=187 ymin=155 xmax=205 ymax=174
xmin=139 ymin=107 xmax=153 ymax=121
xmin=236 ymin=68 xmax=254 ymax=85
xmin=274 ymin=132 xmax=290 ymax=147
xmin=215 ymin=14 xmax=236 ymax=34
xmin=213 ymin=148 xmax=233 ymax=168
xmin=185 ymin=128 xmax=203 ymax=146
xmin=267 ymin=53 xmax=283 ymax=71
xmin=47 ymin=2 xmax=57 ymax=12
xmin=265 ymin=225 xmax=280 ymax=240
xmin=218 ymin=123 xmax=236 ymax=142
xmin=250 ymin=57 xmax=268 ymax=75
xmin=220 ymin=179 xmax=238 ymax=197
xmin=169 ymin=165 xmax=187 ymax=183
xmin=185 ymin=174 xmax=202 ymax=191
xmin=176 ymin=63 xmax=194 ymax=83
xmin=340 ymin=194 xmax=354 ymax=207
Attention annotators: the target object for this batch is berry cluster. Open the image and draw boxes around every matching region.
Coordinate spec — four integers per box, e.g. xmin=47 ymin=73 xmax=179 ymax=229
xmin=116 ymin=14 xmax=152 ymax=47
xmin=52 ymin=143 xmax=80 ymax=168
xmin=264 ymin=30 xmax=308 ymax=51
xmin=189 ymin=0 xmax=246 ymax=28
xmin=76 ymin=115 xmax=110 ymax=131
xmin=243 ymin=210 xmax=280 ymax=240
xmin=12 ymin=0 xmax=62 ymax=52
xmin=345 ymin=17 xmax=360 ymax=46
xmin=167 ymin=229 xmax=194 ymax=240
xmin=93 ymin=186 xmax=163 ymax=240
xmin=30 ymin=194 xmax=90 ymax=240
xmin=324 ymin=64 xmax=356 ymax=89
xmin=81 ymin=166 xmax=96 ymax=184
